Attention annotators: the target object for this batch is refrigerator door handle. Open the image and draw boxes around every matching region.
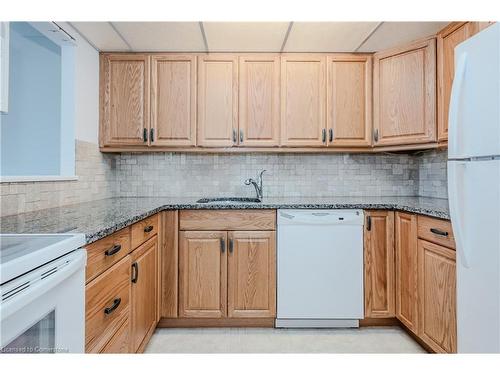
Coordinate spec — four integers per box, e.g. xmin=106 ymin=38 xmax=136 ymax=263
xmin=448 ymin=52 xmax=467 ymax=157
xmin=448 ymin=161 xmax=469 ymax=268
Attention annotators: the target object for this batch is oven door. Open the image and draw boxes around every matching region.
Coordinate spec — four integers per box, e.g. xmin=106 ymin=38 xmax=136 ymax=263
xmin=1 ymin=249 xmax=86 ymax=353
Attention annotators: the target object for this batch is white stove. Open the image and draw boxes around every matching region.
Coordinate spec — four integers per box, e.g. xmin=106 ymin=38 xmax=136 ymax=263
xmin=0 ymin=233 xmax=86 ymax=353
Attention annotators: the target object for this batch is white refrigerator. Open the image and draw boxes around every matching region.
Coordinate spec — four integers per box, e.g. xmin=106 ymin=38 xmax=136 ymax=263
xmin=448 ymin=23 xmax=500 ymax=353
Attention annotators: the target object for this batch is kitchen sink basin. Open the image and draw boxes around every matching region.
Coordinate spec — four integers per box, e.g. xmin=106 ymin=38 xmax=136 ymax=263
xmin=196 ymin=197 xmax=262 ymax=204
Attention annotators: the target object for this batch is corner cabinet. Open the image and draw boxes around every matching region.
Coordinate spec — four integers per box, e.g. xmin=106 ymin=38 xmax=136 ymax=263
xmin=100 ymin=54 xmax=150 ymax=147
xmin=373 ymin=38 xmax=437 ymax=147
xmin=363 ymin=210 xmax=395 ymax=318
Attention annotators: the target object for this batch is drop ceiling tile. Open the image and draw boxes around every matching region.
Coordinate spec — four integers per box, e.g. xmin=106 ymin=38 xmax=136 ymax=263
xmin=112 ymin=22 xmax=205 ymax=52
xmin=70 ymin=22 xmax=129 ymax=51
xmin=358 ymin=22 xmax=449 ymax=52
xmin=203 ymin=22 xmax=290 ymax=52
xmin=284 ymin=22 xmax=380 ymax=52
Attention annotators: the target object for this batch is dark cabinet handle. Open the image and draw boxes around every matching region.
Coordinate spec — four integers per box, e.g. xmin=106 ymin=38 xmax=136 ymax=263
xmin=240 ymin=130 xmax=244 ymax=143
xmin=144 ymin=225 xmax=153 ymax=233
xmin=430 ymin=228 xmax=449 ymax=237
xmin=373 ymin=129 xmax=379 ymax=143
xmin=232 ymin=129 xmax=237 ymax=143
xmin=366 ymin=216 xmax=371 ymax=231
xmin=131 ymin=262 xmax=139 ymax=283
xmin=150 ymin=128 xmax=154 ymax=143
xmin=143 ymin=128 xmax=148 ymax=142
xmin=229 ymin=238 xmax=234 ymax=254
xmin=104 ymin=244 xmax=122 ymax=257
xmin=329 ymin=128 xmax=333 ymax=143
xmin=220 ymin=238 xmax=225 ymax=253
xmin=322 ymin=129 xmax=326 ymax=143
xmin=104 ymin=298 xmax=121 ymax=315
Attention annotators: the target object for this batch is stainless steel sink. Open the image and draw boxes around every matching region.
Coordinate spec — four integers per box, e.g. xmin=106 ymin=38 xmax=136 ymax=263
xmin=196 ymin=197 xmax=262 ymax=204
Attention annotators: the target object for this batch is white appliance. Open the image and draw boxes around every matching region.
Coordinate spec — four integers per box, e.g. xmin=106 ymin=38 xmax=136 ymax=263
xmin=276 ymin=209 xmax=364 ymax=328
xmin=0 ymin=234 xmax=86 ymax=353
xmin=448 ymin=23 xmax=500 ymax=353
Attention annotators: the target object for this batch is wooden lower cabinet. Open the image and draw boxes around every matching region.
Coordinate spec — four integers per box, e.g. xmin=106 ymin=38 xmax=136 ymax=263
xmin=364 ymin=210 xmax=395 ymax=318
xmin=100 ymin=317 xmax=131 ymax=353
xmin=130 ymin=236 xmax=159 ymax=352
xmin=85 ymin=256 xmax=131 ymax=353
xmin=417 ymin=239 xmax=457 ymax=353
xmin=179 ymin=231 xmax=228 ymax=318
xmin=178 ymin=225 xmax=276 ymax=323
xmin=395 ymin=212 xmax=419 ymax=334
xmin=228 ymin=231 xmax=276 ymax=318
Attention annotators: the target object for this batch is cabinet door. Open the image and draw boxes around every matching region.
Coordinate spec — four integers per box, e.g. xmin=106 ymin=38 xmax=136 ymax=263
xmin=364 ymin=210 xmax=395 ymax=318
xmin=151 ymin=55 xmax=196 ymax=146
xmin=327 ymin=54 xmax=372 ymax=147
xmin=227 ymin=231 xmax=276 ymax=318
xmin=437 ymin=22 xmax=478 ymax=142
xmin=239 ymin=55 xmax=280 ymax=147
xmin=179 ymin=231 xmax=228 ymax=318
xmin=197 ymin=55 xmax=238 ymax=147
xmin=280 ymin=55 xmax=326 ymax=147
xmin=130 ymin=237 xmax=158 ymax=352
xmin=100 ymin=54 xmax=150 ymax=147
xmin=395 ymin=212 xmax=419 ymax=333
xmin=418 ymin=239 xmax=457 ymax=353
xmin=373 ymin=38 xmax=436 ymax=146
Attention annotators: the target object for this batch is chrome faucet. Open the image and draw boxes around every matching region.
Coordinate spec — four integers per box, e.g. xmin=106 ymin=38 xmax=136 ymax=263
xmin=245 ymin=170 xmax=266 ymax=201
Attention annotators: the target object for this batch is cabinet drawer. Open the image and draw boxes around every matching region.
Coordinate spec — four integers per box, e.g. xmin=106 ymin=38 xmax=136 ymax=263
xmin=131 ymin=214 xmax=159 ymax=249
xmin=100 ymin=317 xmax=131 ymax=353
xmin=85 ymin=256 xmax=131 ymax=353
xmin=86 ymin=227 xmax=131 ymax=282
xmin=418 ymin=215 xmax=455 ymax=249
xmin=179 ymin=210 xmax=276 ymax=230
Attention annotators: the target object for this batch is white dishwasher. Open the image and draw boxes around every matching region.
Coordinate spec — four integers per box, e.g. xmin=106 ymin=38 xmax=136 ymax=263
xmin=276 ymin=209 xmax=364 ymax=328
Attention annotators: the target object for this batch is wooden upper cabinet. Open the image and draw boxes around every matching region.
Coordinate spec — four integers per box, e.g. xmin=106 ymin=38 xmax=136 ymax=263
xmin=437 ymin=22 xmax=481 ymax=142
xmin=130 ymin=237 xmax=158 ymax=352
xmin=395 ymin=212 xmax=419 ymax=334
xmin=150 ymin=55 xmax=196 ymax=147
xmin=179 ymin=231 xmax=228 ymax=318
xmin=100 ymin=54 xmax=150 ymax=147
xmin=280 ymin=55 xmax=326 ymax=147
xmin=364 ymin=210 xmax=395 ymax=318
xmin=228 ymin=231 xmax=276 ymax=318
xmin=418 ymin=239 xmax=457 ymax=353
xmin=373 ymin=38 xmax=437 ymax=146
xmin=327 ymin=55 xmax=372 ymax=147
xmin=239 ymin=55 xmax=280 ymax=147
xmin=197 ymin=55 xmax=238 ymax=147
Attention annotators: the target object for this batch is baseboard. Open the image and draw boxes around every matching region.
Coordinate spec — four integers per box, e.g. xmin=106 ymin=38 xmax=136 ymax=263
xmin=359 ymin=317 xmax=400 ymax=327
xmin=157 ymin=317 xmax=275 ymax=328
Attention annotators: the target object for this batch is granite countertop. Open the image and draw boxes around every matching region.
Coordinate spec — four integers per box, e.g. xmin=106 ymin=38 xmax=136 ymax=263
xmin=0 ymin=196 xmax=450 ymax=244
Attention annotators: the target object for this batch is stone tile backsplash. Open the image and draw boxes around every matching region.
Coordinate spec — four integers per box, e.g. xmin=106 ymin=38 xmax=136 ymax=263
xmin=418 ymin=149 xmax=448 ymax=199
xmin=115 ymin=153 xmax=420 ymax=198
xmin=1 ymin=140 xmax=117 ymax=217
xmin=1 ymin=146 xmax=448 ymax=217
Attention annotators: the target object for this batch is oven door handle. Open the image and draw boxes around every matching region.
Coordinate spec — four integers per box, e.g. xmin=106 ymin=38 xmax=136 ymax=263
xmin=0 ymin=249 xmax=86 ymax=319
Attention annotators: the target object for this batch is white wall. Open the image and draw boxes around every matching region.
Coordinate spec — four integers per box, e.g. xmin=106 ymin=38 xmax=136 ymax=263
xmin=61 ymin=22 xmax=100 ymax=144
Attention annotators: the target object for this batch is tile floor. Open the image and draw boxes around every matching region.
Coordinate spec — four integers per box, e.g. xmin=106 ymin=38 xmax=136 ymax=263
xmin=145 ymin=327 xmax=426 ymax=353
